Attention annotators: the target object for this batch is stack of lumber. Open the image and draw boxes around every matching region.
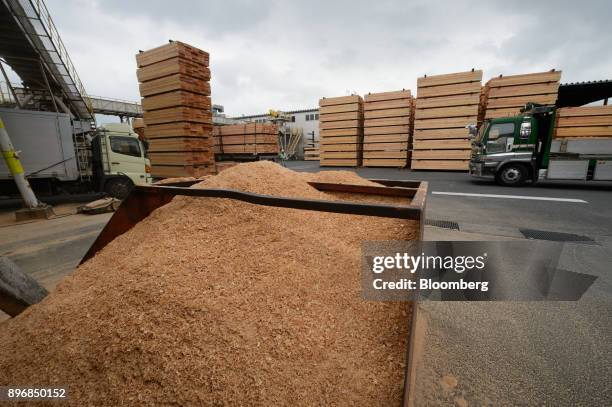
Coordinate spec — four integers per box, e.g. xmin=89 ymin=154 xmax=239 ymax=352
xmin=136 ymin=41 xmax=214 ymax=178
xmin=554 ymin=105 xmax=612 ymax=139
xmin=412 ymin=70 xmax=482 ymax=170
xmin=303 ymin=142 xmax=320 ymax=161
xmin=483 ymin=70 xmax=561 ymax=119
xmin=213 ymin=123 xmax=279 ymax=155
xmin=132 ymin=118 xmax=145 ymax=139
xmin=363 ymin=90 xmax=413 ymax=167
xmin=319 ymin=95 xmax=363 ymax=166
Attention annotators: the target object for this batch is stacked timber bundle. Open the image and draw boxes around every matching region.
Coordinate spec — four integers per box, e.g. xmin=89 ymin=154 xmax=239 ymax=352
xmin=213 ymin=123 xmax=279 ymax=155
xmin=303 ymin=141 xmax=320 ymax=161
xmin=483 ymin=70 xmax=561 ymax=119
xmin=132 ymin=118 xmax=145 ymax=139
xmin=136 ymin=41 xmax=214 ymax=178
xmin=363 ymin=89 xmax=413 ymax=167
xmin=319 ymin=95 xmax=363 ymax=166
xmin=412 ymin=70 xmax=482 ymax=170
xmin=554 ymin=105 xmax=612 ymax=139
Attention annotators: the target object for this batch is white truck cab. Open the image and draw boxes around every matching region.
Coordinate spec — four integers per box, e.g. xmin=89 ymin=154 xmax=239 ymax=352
xmin=97 ymin=123 xmax=152 ymax=195
xmin=0 ymin=108 xmax=151 ymax=199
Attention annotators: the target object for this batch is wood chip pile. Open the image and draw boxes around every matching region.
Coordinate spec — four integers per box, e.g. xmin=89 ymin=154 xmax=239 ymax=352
xmin=553 ymin=105 xmax=612 ymax=139
xmin=136 ymin=41 xmax=214 ymax=178
xmin=363 ymin=90 xmax=413 ymax=167
xmin=213 ymin=123 xmax=279 ymax=155
xmin=482 ymin=70 xmax=561 ymax=120
xmin=319 ymin=95 xmax=364 ymax=167
xmin=412 ymin=70 xmax=482 ymax=170
xmin=0 ymin=161 xmax=418 ymax=406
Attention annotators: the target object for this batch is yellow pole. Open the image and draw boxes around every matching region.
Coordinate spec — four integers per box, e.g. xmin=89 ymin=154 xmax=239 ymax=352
xmin=0 ymin=116 xmax=41 ymax=208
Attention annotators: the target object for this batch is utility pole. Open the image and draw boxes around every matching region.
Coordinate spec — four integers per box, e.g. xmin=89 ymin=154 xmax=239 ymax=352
xmin=0 ymin=116 xmax=53 ymax=220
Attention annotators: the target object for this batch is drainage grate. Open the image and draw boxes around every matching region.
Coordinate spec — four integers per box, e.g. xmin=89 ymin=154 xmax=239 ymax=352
xmin=519 ymin=229 xmax=598 ymax=244
xmin=425 ymin=219 xmax=460 ymax=230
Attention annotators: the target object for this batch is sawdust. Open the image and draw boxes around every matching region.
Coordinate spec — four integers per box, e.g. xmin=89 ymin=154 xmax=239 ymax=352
xmin=0 ymin=161 xmax=419 ymax=406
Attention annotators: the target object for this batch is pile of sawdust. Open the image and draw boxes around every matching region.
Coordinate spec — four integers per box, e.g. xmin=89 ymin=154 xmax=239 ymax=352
xmin=0 ymin=161 xmax=419 ymax=406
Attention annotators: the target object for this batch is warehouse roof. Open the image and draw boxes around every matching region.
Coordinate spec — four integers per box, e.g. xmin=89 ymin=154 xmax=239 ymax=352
xmin=557 ymin=79 xmax=612 ymax=107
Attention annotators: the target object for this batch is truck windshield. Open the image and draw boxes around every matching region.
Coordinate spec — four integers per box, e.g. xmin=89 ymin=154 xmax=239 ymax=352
xmin=110 ymin=136 xmax=142 ymax=157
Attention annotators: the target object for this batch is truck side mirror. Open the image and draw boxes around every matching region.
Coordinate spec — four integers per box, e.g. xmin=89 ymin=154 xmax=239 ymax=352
xmin=520 ymin=122 xmax=531 ymax=140
xmin=466 ymin=124 xmax=478 ymax=138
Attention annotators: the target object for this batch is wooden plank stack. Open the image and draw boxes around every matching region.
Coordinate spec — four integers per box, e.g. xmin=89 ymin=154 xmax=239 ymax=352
xmin=136 ymin=41 xmax=214 ymax=178
xmin=213 ymin=123 xmax=279 ymax=155
xmin=132 ymin=118 xmax=145 ymax=139
xmin=483 ymin=70 xmax=561 ymax=119
xmin=303 ymin=142 xmax=320 ymax=161
xmin=412 ymin=70 xmax=482 ymax=170
xmin=318 ymin=95 xmax=363 ymax=166
xmin=554 ymin=105 xmax=612 ymax=139
xmin=362 ymin=90 xmax=413 ymax=167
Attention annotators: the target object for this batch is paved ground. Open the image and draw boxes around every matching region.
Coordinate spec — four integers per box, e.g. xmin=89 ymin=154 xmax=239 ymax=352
xmin=0 ymin=162 xmax=610 ymax=404
xmin=285 ymin=160 xmax=612 ymax=239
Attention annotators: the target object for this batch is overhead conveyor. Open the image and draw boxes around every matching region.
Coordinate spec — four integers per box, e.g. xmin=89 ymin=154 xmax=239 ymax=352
xmin=0 ymin=0 xmax=93 ymax=121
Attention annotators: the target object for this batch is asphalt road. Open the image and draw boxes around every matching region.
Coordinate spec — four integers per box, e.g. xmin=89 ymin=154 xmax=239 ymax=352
xmin=285 ymin=161 xmax=612 ymax=239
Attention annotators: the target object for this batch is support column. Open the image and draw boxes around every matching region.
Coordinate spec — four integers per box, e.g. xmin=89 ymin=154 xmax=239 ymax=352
xmin=0 ymin=116 xmax=53 ymax=220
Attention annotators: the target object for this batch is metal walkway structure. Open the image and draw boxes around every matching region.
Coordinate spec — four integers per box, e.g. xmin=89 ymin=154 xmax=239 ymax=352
xmin=0 ymin=0 xmax=93 ymax=121
xmin=1 ymin=81 xmax=144 ymax=119
xmin=87 ymin=96 xmax=142 ymax=118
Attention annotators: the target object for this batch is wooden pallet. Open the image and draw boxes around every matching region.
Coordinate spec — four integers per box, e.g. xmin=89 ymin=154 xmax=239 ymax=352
xmin=363 ymin=89 xmax=412 ymax=168
xmin=413 ymin=70 xmax=481 ymax=170
xmin=319 ymin=95 xmax=364 ymax=167
xmin=554 ymin=105 xmax=612 ymax=138
xmin=483 ymin=70 xmax=561 ymax=119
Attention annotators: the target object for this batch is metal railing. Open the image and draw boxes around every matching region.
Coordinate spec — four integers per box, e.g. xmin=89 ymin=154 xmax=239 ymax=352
xmin=9 ymin=0 xmax=93 ymax=116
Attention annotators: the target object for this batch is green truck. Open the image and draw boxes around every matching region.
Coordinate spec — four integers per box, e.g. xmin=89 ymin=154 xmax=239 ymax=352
xmin=469 ymin=103 xmax=612 ymax=186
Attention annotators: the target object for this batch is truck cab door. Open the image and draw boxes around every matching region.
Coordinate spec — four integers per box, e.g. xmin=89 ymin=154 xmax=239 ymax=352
xmin=107 ymin=135 xmax=150 ymax=185
xmin=485 ymin=122 xmax=516 ymax=154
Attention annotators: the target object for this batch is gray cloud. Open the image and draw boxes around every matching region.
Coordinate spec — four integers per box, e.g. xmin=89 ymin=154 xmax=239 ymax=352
xmin=41 ymin=0 xmax=612 ymax=119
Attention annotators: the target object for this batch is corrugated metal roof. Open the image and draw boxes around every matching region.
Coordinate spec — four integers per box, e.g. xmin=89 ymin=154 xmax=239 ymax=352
xmin=560 ymin=79 xmax=612 ymax=86
xmin=557 ymin=79 xmax=612 ymax=107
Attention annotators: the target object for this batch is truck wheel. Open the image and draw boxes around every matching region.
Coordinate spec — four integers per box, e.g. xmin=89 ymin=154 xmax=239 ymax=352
xmin=104 ymin=177 xmax=133 ymax=199
xmin=496 ymin=164 xmax=527 ymax=187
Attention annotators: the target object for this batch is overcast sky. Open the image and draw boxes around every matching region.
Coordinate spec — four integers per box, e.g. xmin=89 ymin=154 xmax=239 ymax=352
xmin=37 ymin=0 xmax=612 ymax=117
